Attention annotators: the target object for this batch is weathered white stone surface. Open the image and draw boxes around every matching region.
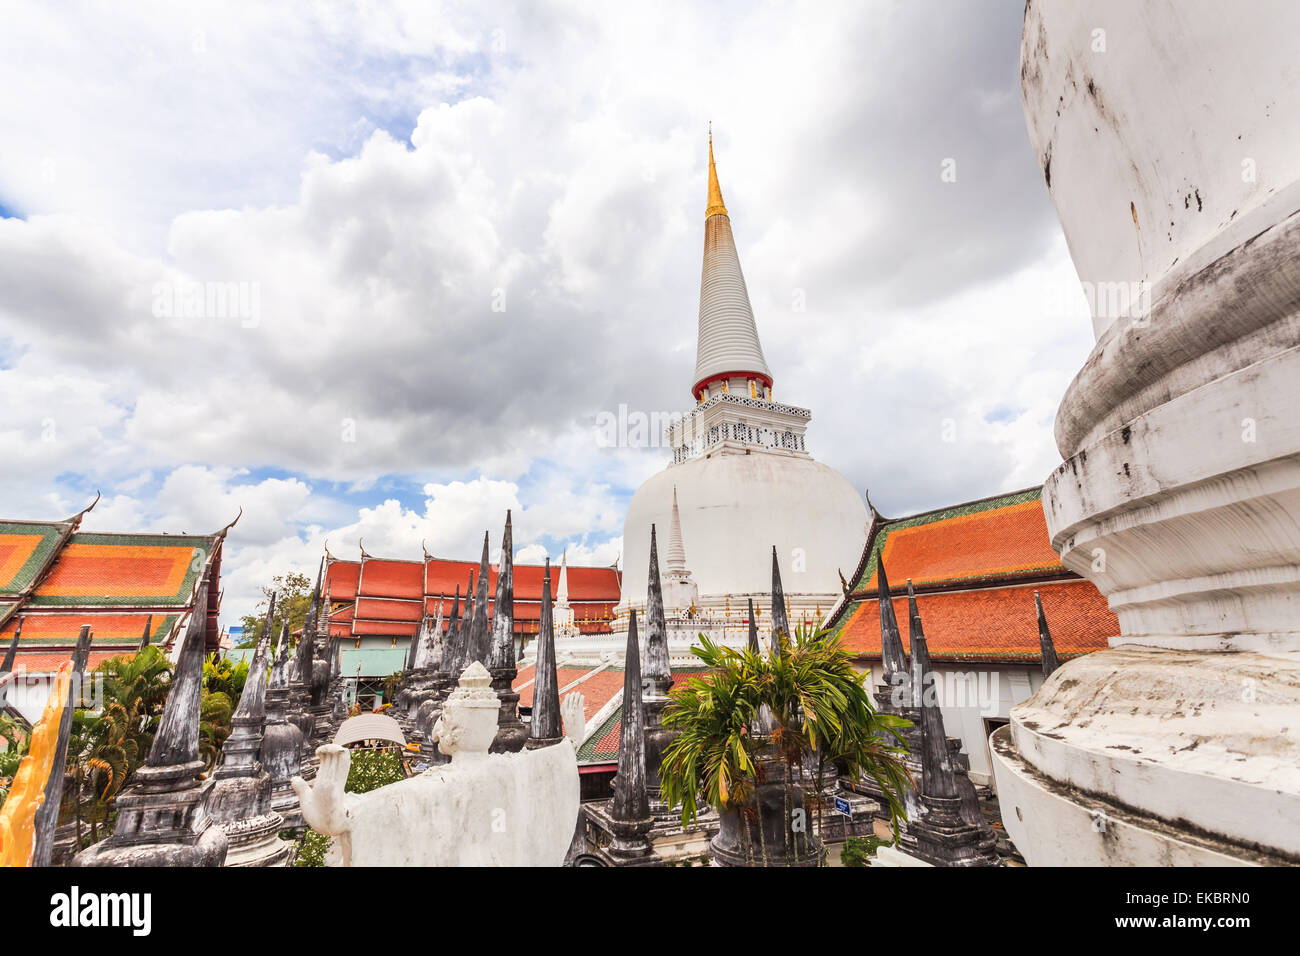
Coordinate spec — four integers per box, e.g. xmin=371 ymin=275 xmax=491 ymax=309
xmin=292 ymin=662 xmax=582 ymax=867
xmin=998 ymin=0 xmax=1300 ymax=866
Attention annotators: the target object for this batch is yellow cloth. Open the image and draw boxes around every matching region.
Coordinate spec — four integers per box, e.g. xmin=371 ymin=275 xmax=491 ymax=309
xmin=0 ymin=661 xmax=71 ymax=867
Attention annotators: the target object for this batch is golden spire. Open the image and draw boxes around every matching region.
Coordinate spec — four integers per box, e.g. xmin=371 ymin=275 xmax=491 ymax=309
xmin=706 ymin=124 xmax=728 ymax=219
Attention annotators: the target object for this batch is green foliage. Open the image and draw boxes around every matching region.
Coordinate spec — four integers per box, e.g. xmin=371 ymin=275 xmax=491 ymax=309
xmin=293 ymin=829 xmax=332 ymax=867
xmin=840 ymin=835 xmax=891 ymax=867
xmin=344 ymin=749 xmax=406 ymax=793
xmin=0 ymin=712 xmax=29 ymax=807
xmin=198 ymin=690 xmax=233 ymax=771
xmin=203 ymin=653 xmax=248 ymax=701
xmin=381 ymin=671 xmax=404 ymax=705
xmin=659 ymin=624 xmax=913 ymax=837
xmin=239 ymin=571 xmax=313 ymax=649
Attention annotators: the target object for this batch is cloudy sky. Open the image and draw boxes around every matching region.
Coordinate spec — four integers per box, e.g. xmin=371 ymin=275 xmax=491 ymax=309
xmin=0 ymin=0 xmax=1095 ymax=624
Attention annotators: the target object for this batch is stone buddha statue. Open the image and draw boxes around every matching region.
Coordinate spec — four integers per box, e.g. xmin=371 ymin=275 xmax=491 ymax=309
xmin=292 ymin=661 xmax=585 ymax=866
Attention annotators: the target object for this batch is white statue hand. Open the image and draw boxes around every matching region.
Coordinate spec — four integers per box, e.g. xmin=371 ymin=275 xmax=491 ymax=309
xmin=560 ymin=692 xmax=586 ymax=746
xmin=292 ymin=744 xmax=352 ymax=835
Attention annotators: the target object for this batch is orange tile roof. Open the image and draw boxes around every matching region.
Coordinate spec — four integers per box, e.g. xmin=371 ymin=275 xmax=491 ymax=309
xmin=330 ymin=552 xmax=621 ymax=639
xmin=0 ymin=517 xmax=224 ymax=653
xmin=0 ymin=613 xmax=172 ymax=646
xmin=9 ymin=650 xmax=136 ymax=674
xmin=827 ymin=487 xmax=1118 ymax=663
xmin=851 ymin=488 xmax=1067 ymax=595
xmin=838 ymin=579 xmax=1118 ymax=662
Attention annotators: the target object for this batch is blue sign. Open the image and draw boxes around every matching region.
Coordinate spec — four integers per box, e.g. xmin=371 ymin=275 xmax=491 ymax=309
xmin=834 ymin=796 xmax=851 ymax=817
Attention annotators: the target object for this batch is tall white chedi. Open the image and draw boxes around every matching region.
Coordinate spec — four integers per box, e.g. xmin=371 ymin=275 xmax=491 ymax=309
xmin=992 ymin=0 xmax=1300 ymax=865
xmin=618 ymin=134 xmax=868 ymax=633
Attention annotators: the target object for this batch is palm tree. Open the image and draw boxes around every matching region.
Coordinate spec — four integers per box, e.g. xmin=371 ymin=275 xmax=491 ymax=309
xmin=659 ymin=625 xmax=912 ymax=865
xmin=198 ymin=690 xmax=233 ymax=772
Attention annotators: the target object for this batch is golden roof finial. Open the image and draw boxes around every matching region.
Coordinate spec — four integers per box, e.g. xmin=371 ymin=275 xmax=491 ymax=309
xmin=706 ymin=124 xmax=728 ymax=219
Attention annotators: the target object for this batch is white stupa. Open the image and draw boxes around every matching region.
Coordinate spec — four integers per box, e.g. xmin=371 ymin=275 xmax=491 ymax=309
xmin=617 ymin=134 xmax=869 ymax=643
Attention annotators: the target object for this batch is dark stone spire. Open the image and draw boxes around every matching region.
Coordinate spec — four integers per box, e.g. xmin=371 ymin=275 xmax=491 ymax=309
xmin=747 ymin=598 xmax=759 ymax=654
xmin=0 ymin=621 xmax=19 ymax=710
xmin=1035 ymin=590 xmax=1061 ymax=677
xmin=486 ymin=512 xmax=515 ymax=671
xmin=908 ymin=581 xmax=957 ymax=800
xmin=643 ymin=524 xmax=673 ymax=696
xmin=485 ymin=513 xmax=526 ymax=753
xmin=426 ymin=595 xmax=444 ymax=672
xmin=877 ymin=555 xmax=907 ymax=677
xmin=441 ymin=584 xmax=462 ymax=675
xmin=74 ymin=580 xmax=230 ymax=867
xmin=207 ymin=603 xmax=290 ymax=865
xmin=31 ymin=625 xmax=92 ymax=867
xmin=526 ymin=558 xmax=563 ymax=749
xmin=269 ymin=602 xmax=293 ymax=691
xmin=293 ymin=559 xmax=323 ymax=685
xmin=463 ymin=532 xmax=493 ymax=667
xmin=406 ymin=615 xmax=425 ymax=671
xmin=229 ymin=610 xmax=272 ymax=730
xmin=770 ymin=546 xmax=791 ymax=654
xmin=611 ymin=610 xmax=650 ymax=823
xmin=138 ymin=614 xmax=153 ymax=652
xmin=148 ymin=583 xmax=209 ymax=768
xmin=903 ymin=579 xmax=1000 ymax=867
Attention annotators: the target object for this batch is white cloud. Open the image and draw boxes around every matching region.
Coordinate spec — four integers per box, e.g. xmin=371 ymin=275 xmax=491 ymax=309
xmin=0 ymin=2 xmax=1094 ymax=625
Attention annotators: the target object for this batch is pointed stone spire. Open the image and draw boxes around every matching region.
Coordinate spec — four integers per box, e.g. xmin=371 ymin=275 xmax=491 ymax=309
xmin=693 ymin=131 xmax=771 ymax=400
xmin=877 ymin=555 xmax=907 ymax=678
xmin=207 ymin=606 xmax=290 ymax=866
xmin=269 ymin=605 xmax=293 ymax=691
xmin=137 ymin=614 xmax=153 ymax=652
xmin=907 ymin=580 xmax=925 ymax=714
xmin=463 ymin=532 xmax=493 ymax=667
xmin=148 ymin=584 xmax=209 ymax=768
xmin=526 ymin=558 xmax=563 ymax=749
xmin=667 ymin=486 xmax=688 ymax=574
xmin=486 ymin=511 xmax=515 ymax=670
xmin=1035 ymin=591 xmax=1062 ymax=677
xmin=427 ymin=595 xmax=444 ymax=672
xmin=770 ymin=546 xmax=791 ymax=654
xmin=611 ymin=610 xmax=650 ymax=823
xmin=460 ymin=567 xmax=476 ymax=650
xmin=293 ymin=559 xmax=323 ymax=685
xmin=902 ymin=579 xmax=1000 ymax=867
xmin=406 ymin=615 xmax=425 ymax=671
xmin=230 ymin=613 xmax=272 ymax=729
xmin=907 ymin=580 xmax=956 ymax=799
xmin=410 ymin=616 xmax=431 ymax=671
xmin=747 ymin=598 xmax=759 ymax=654
xmin=0 ymin=622 xmax=19 ymax=710
xmin=643 ymin=525 xmax=673 ymax=696
xmin=31 ymin=625 xmax=92 ymax=867
xmin=441 ymin=584 xmax=462 ymax=675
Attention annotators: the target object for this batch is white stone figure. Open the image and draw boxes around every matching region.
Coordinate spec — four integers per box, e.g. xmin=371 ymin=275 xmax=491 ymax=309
xmin=291 ymin=662 xmax=583 ymax=867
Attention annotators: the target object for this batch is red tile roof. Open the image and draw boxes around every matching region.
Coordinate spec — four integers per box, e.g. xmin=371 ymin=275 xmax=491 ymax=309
xmin=9 ymin=649 xmax=137 ymax=674
xmin=0 ymin=511 xmax=225 ymax=655
xmin=838 ymin=580 xmax=1117 ymax=662
xmin=328 ymin=553 xmax=621 ymax=639
xmin=827 ymin=487 xmax=1119 ymax=663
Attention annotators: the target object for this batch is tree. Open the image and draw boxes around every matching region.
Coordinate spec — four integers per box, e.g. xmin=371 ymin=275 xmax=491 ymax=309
xmin=658 ymin=625 xmax=913 ymax=864
xmin=203 ymin=653 xmax=248 ymax=701
xmin=239 ymin=570 xmax=313 ymax=649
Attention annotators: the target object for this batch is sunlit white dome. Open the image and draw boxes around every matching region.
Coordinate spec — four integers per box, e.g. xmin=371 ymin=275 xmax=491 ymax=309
xmin=620 ymin=451 xmax=868 ymax=606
